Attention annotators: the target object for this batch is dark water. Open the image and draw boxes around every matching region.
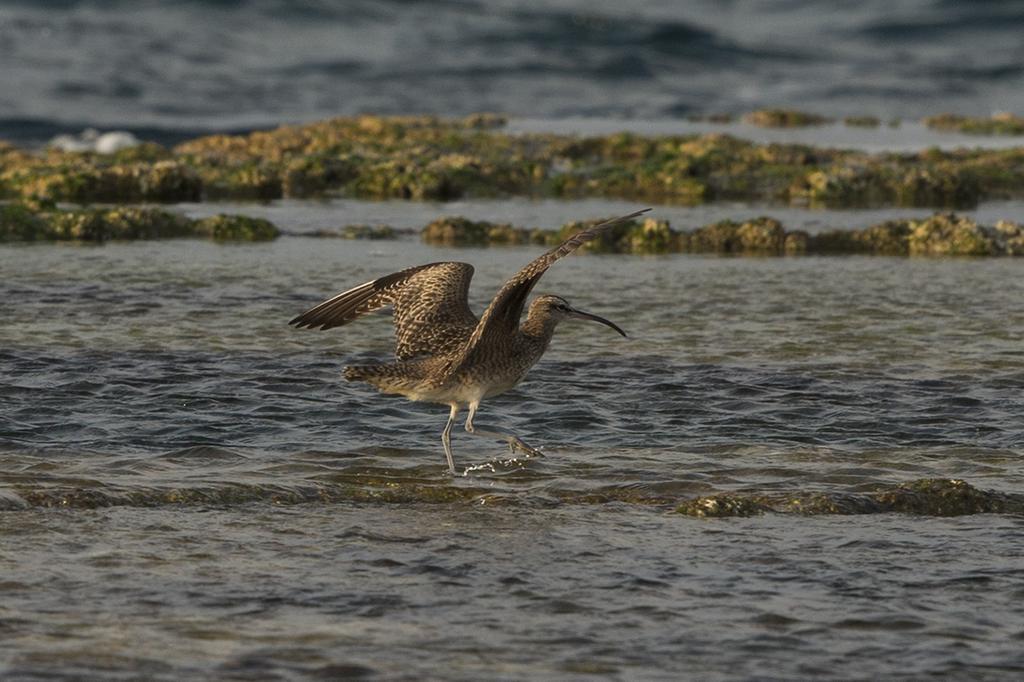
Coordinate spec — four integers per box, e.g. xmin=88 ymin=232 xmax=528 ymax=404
xmin=3 ymin=200 xmax=1024 ymax=679
xmin=3 ymin=0 xmax=1024 ymax=142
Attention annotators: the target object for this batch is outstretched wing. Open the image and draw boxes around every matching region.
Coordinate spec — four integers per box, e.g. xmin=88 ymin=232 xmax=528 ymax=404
xmin=435 ymin=208 xmax=650 ymax=383
xmin=290 ymin=261 xmax=478 ymax=360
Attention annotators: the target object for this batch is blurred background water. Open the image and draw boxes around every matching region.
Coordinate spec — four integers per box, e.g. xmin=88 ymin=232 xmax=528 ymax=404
xmin=2 ymin=0 xmax=1024 ymax=143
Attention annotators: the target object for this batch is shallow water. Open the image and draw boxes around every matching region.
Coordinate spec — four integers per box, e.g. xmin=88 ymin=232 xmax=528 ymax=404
xmin=2 ymin=208 xmax=1024 ymax=679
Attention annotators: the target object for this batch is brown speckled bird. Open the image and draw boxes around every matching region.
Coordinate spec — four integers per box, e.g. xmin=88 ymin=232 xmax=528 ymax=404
xmin=290 ymin=209 xmax=649 ymax=474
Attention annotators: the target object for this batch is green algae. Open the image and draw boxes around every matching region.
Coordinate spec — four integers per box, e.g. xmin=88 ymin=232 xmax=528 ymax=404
xmin=0 ymin=203 xmax=279 ymax=243
xmin=0 ymin=202 xmax=50 ymax=241
xmin=2 ymin=156 xmax=202 ymax=204
xmin=924 ymin=112 xmax=1024 ymax=136
xmin=48 ymin=207 xmax=195 ymax=241
xmin=421 ymin=216 xmax=555 ymax=247
xmin=5 ymin=114 xmax=1024 ymax=208
xmin=194 ymin=214 xmax=279 ymax=241
xmin=743 ymin=109 xmax=832 ymax=128
xmin=419 ymin=211 xmax=1024 ymax=257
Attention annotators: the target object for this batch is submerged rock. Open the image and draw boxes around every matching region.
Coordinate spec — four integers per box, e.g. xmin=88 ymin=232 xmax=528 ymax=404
xmin=337 ymin=224 xmax=397 ymax=240
xmin=872 ymin=479 xmax=1012 ymax=516
xmin=743 ymin=109 xmax=831 ymax=128
xmin=675 ymin=479 xmax=1021 ymax=518
xmin=923 ymin=112 xmax=1024 ymax=136
xmin=194 ymin=214 xmax=279 ymax=241
xmin=0 ymin=203 xmax=279 ymax=242
xmin=676 ymin=495 xmax=770 ymax=518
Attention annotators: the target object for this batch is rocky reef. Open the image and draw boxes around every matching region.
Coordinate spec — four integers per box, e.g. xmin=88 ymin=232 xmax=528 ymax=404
xmin=742 ymin=109 xmax=831 ymax=128
xmin=675 ymin=479 xmax=1023 ymax=517
xmin=420 ymin=211 xmax=1024 ymax=256
xmin=924 ymin=112 xmax=1024 ymax=136
xmin=4 ymin=115 xmax=1024 ymax=208
xmin=0 ymin=203 xmax=279 ymax=242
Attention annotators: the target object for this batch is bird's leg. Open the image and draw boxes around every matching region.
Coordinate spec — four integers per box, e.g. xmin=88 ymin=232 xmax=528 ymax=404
xmin=463 ymin=402 xmax=544 ymax=458
xmin=441 ymin=404 xmax=459 ymax=475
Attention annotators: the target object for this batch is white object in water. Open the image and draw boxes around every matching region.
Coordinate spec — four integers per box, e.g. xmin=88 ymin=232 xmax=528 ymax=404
xmin=95 ymin=131 xmax=140 ymax=154
xmin=48 ymin=128 xmax=140 ymax=154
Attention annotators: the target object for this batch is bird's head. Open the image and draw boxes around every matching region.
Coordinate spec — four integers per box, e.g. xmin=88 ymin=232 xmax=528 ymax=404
xmin=529 ymin=294 xmax=627 ymax=337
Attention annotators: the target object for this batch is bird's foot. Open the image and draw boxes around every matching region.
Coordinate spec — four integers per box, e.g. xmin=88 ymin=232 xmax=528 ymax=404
xmin=508 ymin=437 xmax=544 ymax=459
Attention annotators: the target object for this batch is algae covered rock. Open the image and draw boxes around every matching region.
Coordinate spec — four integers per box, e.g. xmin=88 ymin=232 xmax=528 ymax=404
xmin=858 ymin=220 xmax=912 ymax=254
xmin=2 ymin=205 xmax=194 ymax=242
xmin=194 ymin=214 xmax=280 ymax=241
xmin=201 ymin=163 xmax=282 ymax=200
xmin=907 ymin=213 xmax=997 ymax=256
xmin=743 ymin=109 xmax=831 ymax=128
xmin=874 ymin=478 xmax=1011 ymax=516
xmin=676 ymin=494 xmax=769 ymax=518
xmin=307 ymin=224 xmax=397 ymax=239
xmin=783 ymin=230 xmax=810 ymax=255
xmin=627 ymin=217 xmax=677 ymax=253
xmin=735 ymin=217 xmax=786 ymax=252
xmin=422 ymin=216 xmax=493 ymax=246
xmin=686 ymin=217 xmax=785 ymax=254
xmin=282 ymin=154 xmax=360 ymax=197
xmin=0 ymin=202 xmax=52 ymax=241
xmin=923 ymin=112 xmax=1024 ymax=136
xmin=338 ymin=224 xmax=396 ymax=240
xmin=48 ymin=207 xmax=194 ymax=241
xmin=9 ymin=159 xmax=201 ymax=204
xmin=792 ymin=166 xmax=889 ymax=208
xmin=993 ymin=220 xmax=1024 ymax=255
xmin=0 ymin=202 xmax=280 ymax=243
xmin=851 ymin=219 xmax=912 ymax=255
xmin=6 ymin=114 xmax=1024 ymax=208
xmin=894 ymin=166 xmax=979 ymax=209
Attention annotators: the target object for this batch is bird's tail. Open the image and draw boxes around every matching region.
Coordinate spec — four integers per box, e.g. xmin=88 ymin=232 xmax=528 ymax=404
xmin=343 ymin=365 xmax=383 ymax=382
xmin=343 ymin=362 xmax=434 ymax=401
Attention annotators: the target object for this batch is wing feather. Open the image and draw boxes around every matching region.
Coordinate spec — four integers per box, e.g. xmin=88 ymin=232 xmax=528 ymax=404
xmin=290 ymin=261 xmax=477 ymax=359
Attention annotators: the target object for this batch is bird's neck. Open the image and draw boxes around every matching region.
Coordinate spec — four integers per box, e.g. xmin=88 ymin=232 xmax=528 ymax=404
xmin=519 ymin=309 xmax=559 ymax=350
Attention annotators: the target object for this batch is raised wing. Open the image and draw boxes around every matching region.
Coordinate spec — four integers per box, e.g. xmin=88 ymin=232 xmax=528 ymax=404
xmin=435 ymin=208 xmax=650 ymax=383
xmin=290 ymin=261 xmax=478 ymax=360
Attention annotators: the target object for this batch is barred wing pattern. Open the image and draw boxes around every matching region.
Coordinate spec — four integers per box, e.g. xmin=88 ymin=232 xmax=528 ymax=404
xmin=436 ymin=208 xmax=651 ymax=383
xmin=289 ymin=261 xmax=478 ymax=360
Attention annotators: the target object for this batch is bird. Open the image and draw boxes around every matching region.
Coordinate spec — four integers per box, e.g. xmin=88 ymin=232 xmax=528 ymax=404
xmin=290 ymin=208 xmax=650 ymax=474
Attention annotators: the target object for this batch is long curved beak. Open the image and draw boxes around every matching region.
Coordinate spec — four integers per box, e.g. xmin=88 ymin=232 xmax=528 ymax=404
xmin=567 ymin=307 xmax=628 ymax=338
